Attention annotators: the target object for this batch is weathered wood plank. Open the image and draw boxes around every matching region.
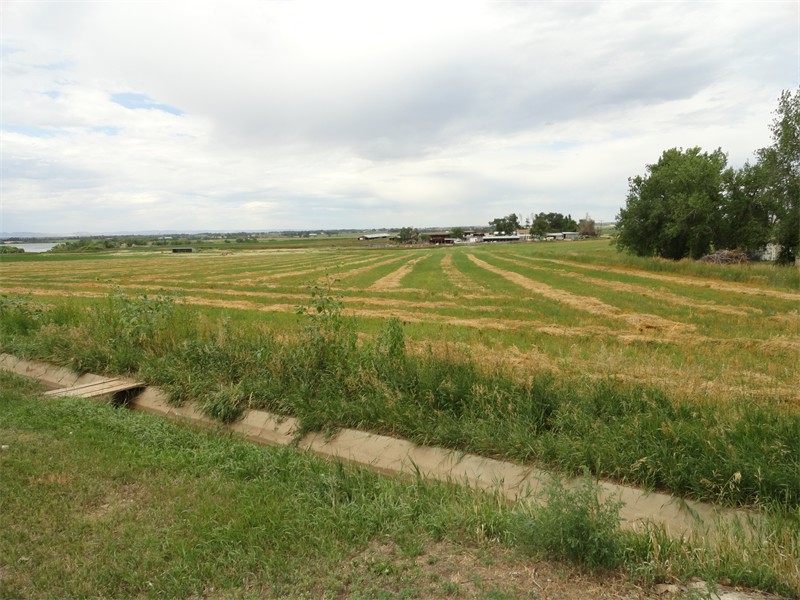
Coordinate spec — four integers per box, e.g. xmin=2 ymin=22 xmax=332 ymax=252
xmin=43 ymin=378 xmax=144 ymax=398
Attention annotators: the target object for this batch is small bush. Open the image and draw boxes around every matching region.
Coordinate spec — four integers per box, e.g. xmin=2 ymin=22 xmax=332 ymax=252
xmin=0 ymin=295 xmax=47 ymax=335
xmin=201 ymin=384 xmax=247 ymax=424
xmin=514 ymin=477 xmax=624 ymax=571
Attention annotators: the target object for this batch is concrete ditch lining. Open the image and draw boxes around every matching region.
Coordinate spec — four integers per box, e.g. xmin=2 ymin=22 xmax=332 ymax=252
xmin=1 ymin=352 xmax=756 ymax=540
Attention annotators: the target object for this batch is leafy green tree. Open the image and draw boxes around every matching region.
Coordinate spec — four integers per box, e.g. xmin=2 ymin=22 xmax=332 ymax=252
xmin=489 ymin=213 xmax=521 ymax=235
xmin=616 ymin=147 xmax=728 ymax=259
xmin=529 ymin=212 xmax=578 ymax=237
xmin=450 ymin=227 xmax=465 ymax=240
xmin=716 ymin=162 xmax=775 ymax=255
xmin=396 ymin=227 xmax=419 ymax=244
xmin=755 ymin=88 xmax=799 ymax=263
xmin=530 ymin=213 xmax=550 ymax=237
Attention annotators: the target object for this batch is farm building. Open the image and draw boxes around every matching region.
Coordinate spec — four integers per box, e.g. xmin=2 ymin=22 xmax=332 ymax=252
xmin=544 ymin=232 xmax=579 ymax=240
xmin=483 ymin=235 xmax=520 ymax=243
xmin=171 ymin=247 xmax=197 ymax=253
xmin=357 ymin=233 xmax=390 ymax=241
xmin=428 ymin=234 xmax=459 ymax=244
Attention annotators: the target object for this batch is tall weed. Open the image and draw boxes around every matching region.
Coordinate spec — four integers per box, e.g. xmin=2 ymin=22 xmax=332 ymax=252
xmin=513 ymin=476 xmax=624 ymax=571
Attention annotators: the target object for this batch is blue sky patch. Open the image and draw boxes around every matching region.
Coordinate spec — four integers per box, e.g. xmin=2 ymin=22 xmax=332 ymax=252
xmin=91 ymin=126 xmax=120 ymax=136
xmin=1 ymin=124 xmax=63 ymax=138
xmin=111 ymin=92 xmax=184 ymax=116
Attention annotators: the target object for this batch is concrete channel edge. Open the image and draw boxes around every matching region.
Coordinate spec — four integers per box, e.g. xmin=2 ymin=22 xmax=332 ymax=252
xmin=1 ymin=352 xmax=755 ymax=541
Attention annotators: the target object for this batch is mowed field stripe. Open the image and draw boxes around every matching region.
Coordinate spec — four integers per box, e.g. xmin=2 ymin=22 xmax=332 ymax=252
xmin=335 ymin=254 xmax=411 ymax=282
xmin=368 ymin=255 xmax=430 ymax=291
xmin=530 ymin=257 xmax=800 ymax=302
xmin=466 ymin=254 xmax=695 ymax=335
xmin=502 ymin=254 xmax=759 ymax=317
xmin=441 ymin=253 xmax=494 ymax=296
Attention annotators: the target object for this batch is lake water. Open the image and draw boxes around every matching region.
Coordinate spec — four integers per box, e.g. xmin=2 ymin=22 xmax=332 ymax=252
xmin=3 ymin=243 xmax=58 ymax=253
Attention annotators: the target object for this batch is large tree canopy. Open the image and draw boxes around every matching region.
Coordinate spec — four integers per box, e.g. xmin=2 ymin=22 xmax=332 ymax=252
xmin=489 ymin=213 xmax=521 ymax=235
xmin=756 ymin=89 xmax=799 ymax=263
xmin=615 ymin=147 xmax=728 ymax=260
xmin=529 ymin=212 xmax=578 ymax=237
xmin=616 ymin=88 xmax=799 ymax=263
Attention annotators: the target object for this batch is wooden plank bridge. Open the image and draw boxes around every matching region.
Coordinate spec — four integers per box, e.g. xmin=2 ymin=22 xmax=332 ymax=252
xmin=43 ymin=378 xmax=145 ymax=399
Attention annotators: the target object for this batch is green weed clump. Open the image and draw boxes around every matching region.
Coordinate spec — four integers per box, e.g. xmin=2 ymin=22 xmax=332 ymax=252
xmin=513 ymin=477 xmax=625 ymax=571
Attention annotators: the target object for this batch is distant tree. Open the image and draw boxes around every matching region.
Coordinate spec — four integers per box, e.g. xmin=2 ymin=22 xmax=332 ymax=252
xmin=529 ymin=212 xmax=578 ymax=237
xmin=557 ymin=213 xmax=578 ymax=231
xmin=530 ymin=213 xmax=549 ymax=237
xmin=450 ymin=227 xmax=465 ymax=240
xmin=615 ymin=147 xmax=728 ymax=259
xmin=615 ymin=90 xmax=798 ymax=263
xmin=577 ymin=216 xmax=598 ymax=237
xmin=0 ymin=246 xmax=24 ymax=254
xmin=397 ymin=227 xmax=419 ymax=244
xmin=489 ymin=213 xmax=521 ymax=235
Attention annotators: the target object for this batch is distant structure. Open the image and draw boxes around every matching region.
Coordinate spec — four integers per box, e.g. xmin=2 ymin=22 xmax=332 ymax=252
xmin=544 ymin=232 xmax=580 ymax=240
xmin=428 ymin=234 xmax=458 ymax=245
xmin=357 ymin=233 xmax=390 ymax=241
xmin=482 ymin=235 xmax=520 ymax=243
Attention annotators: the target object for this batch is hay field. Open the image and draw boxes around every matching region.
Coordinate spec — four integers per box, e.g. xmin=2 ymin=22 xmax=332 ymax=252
xmin=2 ymin=240 xmax=798 ymax=407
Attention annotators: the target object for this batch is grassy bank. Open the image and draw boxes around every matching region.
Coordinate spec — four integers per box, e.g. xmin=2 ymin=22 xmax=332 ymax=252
xmin=1 ymin=289 xmax=798 ymax=511
xmin=2 ymin=372 xmax=798 ymax=598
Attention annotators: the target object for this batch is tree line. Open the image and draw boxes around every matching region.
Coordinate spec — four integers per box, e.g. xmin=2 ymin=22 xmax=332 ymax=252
xmin=488 ymin=212 xmax=597 ymax=237
xmin=616 ymin=89 xmax=798 ymax=263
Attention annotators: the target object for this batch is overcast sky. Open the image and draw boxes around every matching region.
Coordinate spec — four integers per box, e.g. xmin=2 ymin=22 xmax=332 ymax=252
xmin=2 ymin=1 xmax=798 ymax=235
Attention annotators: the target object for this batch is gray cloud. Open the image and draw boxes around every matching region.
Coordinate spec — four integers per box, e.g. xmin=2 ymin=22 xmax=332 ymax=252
xmin=1 ymin=1 xmax=796 ymax=234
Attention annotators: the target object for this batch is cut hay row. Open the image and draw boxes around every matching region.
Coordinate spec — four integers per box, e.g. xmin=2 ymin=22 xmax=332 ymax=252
xmin=440 ymin=253 xmax=491 ymax=295
xmin=324 ymin=254 xmax=411 ymax=282
xmin=367 ymin=254 xmax=431 ymax=291
xmin=3 ymin=243 xmax=797 ymax=409
xmin=529 ymin=256 xmax=800 ymax=302
xmin=202 ymin=255 xmax=348 ymax=283
xmin=502 ymin=254 xmax=760 ymax=317
xmin=466 ymin=254 xmax=695 ymax=337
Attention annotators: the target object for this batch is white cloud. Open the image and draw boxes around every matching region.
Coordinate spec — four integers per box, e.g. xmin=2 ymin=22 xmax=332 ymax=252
xmin=1 ymin=0 xmax=797 ymax=234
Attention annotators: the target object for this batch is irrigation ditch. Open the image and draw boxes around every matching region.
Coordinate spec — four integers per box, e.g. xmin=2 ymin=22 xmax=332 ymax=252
xmin=1 ymin=352 xmax=761 ymax=544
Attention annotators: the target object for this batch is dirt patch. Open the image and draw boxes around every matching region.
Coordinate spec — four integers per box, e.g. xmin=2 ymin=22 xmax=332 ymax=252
xmin=85 ymin=483 xmax=143 ymax=521
xmin=28 ymin=473 xmax=72 ymax=486
xmin=336 ymin=539 xmax=645 ymax=599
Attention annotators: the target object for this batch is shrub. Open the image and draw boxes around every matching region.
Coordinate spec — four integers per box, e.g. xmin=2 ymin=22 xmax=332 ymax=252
xmin=513 ymin=476 xmax=624 ymax=571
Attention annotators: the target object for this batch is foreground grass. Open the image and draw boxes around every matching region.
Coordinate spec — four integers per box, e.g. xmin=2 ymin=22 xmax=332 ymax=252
xmin=2 ymin=372 xmax=798 ymax=598
xmin=0 ymin=373 xmax=517 ymax=598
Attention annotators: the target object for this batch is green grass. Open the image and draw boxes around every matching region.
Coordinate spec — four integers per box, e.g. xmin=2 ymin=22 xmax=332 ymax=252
xmin=518 ymin=239 xmax=800 ymax=291
xmin=0 ymin=372 xmax=515 ymax=598
xmin=1 ymin=242 xmax=797 ymax=504
xmin=1 ymin=290 xmax=798 ymax=511
xmin=2 ymin=372 xmax=798 ymax=598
